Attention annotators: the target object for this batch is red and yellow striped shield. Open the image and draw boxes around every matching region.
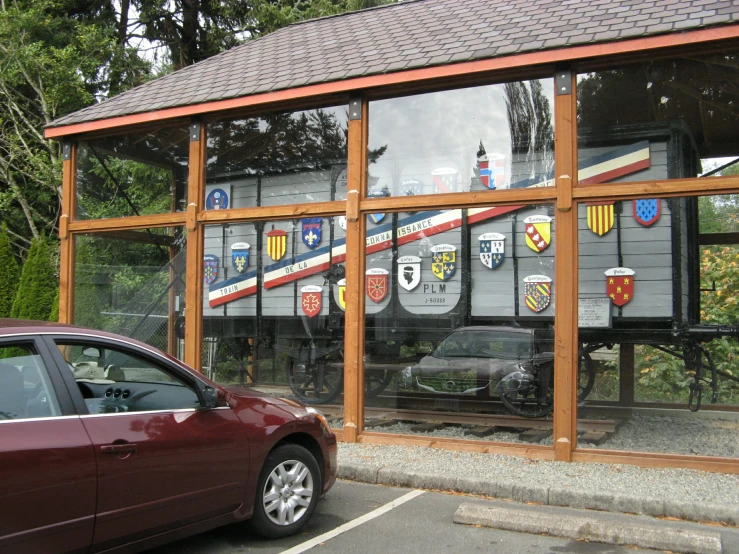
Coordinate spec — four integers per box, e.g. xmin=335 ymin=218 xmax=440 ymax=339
xmin=586 ymin=202 xmax=615 ymax=236
xmin=266 ymin=229 xmax=287 ymax=261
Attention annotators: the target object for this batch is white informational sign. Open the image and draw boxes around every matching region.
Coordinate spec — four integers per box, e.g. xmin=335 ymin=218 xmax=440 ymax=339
xmin=578 ymin=298 xmax=612 ymax=328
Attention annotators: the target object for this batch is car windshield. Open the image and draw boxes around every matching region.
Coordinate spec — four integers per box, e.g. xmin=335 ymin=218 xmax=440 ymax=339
xmin=434 ymin=330 xmax=533 ymax=359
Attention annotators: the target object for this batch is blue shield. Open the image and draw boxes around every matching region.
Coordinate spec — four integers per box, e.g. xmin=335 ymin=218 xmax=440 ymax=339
xmin=203 ymin=254 xmax=219 ymax=285
xmin=205 ymin=188 xmax=229 ymax=210
xmin=231 ymin=242 xmax=250 ymax=273
xmin=301 ymin=218 xmax=322 ymax=248
xmin=633 ymin=199 xmax=660 ymax=226
xmin=367 ymin=188 xmax=390 ymax=224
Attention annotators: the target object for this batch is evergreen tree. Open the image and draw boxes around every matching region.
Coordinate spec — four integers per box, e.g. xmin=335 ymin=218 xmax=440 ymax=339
xmin=10 ymin=237 xmax=59 ymax=321
xmin=0 ymin=224 xmax=20 ymax=317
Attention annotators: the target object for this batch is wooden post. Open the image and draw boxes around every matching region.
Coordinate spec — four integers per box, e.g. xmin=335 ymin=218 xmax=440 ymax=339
xmin=184 ymin=122 xmax=205 ymax=370
xmin=343 ymin=97 xmax=367 ymax=442
xmin=553 ymin=68 xmax=578 ymax=462
xmin=619 ymin=343 xmax=635 ymax=406
xmin=58 ymin=142 xmax=77 ymax=324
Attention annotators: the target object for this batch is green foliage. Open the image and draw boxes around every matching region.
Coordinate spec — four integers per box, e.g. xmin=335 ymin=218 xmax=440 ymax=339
xmin=0 ymin=224 xmax=20 ymax=317
xmin=49 ymin=288 xmax=59 ymax=322
xmin=10 ymin=236 xmax=59 ymax=321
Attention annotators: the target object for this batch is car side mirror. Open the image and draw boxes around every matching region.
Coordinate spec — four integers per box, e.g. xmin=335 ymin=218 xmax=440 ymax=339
xmin=203 ymin=386 xmax=218 ymax=409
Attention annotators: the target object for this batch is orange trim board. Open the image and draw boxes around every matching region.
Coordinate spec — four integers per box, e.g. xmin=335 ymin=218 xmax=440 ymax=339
xmin=45 ymin=25 xmax=739 ymax=139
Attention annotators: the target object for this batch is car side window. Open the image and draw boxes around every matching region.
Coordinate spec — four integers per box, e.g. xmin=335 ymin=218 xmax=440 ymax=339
xmin=0 ymin=343 xmax=62 ymax=420
xmin=55 ymin=341 xmax=201 ymax=414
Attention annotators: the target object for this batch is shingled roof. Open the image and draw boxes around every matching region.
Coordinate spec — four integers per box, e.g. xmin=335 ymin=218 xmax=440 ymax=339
xmin=48 ymin=0 xmax=739 ymax=129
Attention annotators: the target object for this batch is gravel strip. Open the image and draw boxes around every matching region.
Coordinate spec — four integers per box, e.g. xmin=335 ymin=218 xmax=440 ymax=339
xmin=337 ymin=442 xmax=739 ymax=507
xmin=330 ymin=413 xmax=739 ymax=458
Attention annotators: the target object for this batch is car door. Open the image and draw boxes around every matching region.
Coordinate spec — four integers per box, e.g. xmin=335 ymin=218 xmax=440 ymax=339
xmin=47 ymin=335 xmax=250 ymax=552
xmin=0 ymin=336 xmax=96 ymax=554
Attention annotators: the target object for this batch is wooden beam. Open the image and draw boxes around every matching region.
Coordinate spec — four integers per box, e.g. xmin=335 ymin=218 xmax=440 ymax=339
xmin=699 ymin=232 xmax=739 ymax=245
xmin=184 ymin=123 xmax=205 ymax=370
xmin=572 ymin=448 xmax=739 ymax=474
xmin=58 ymin=142 xmax=76 ymax=324
xmin=573 ymin=176 xmax=739 ymax=200
xmin=68 ymin=212 xmax=186 ymax=232
xmin=198 ymin=201 xmax=344 ymax=223
xmin=44 ymin=27 xmax=739 ymax=140
xmin=342 ymin=97 xmax=367 ymax=443
xmin=553 ymin=68 xmax=578 ymax=462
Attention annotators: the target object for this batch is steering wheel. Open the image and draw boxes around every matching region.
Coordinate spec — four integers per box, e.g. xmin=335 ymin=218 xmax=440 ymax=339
xmin=26 ymin=383 xmax=53 ymax=418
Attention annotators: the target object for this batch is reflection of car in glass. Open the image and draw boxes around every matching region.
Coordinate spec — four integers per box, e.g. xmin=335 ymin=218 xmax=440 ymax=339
xmin=401 ymin=326 xmax=594 ymax=418
xmin=0 ymin=319 xmax=336 ymax=553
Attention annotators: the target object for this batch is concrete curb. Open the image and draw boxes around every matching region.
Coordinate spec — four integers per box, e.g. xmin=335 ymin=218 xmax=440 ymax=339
xmin=453 ymin=503 xmax=723 ymax=554
xmin=337 ymin=463 xmax=739 ymax=526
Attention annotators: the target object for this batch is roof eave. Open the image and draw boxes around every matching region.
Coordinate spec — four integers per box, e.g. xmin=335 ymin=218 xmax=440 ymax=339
xmin=44 ymin=24 xmax=739 ymax=140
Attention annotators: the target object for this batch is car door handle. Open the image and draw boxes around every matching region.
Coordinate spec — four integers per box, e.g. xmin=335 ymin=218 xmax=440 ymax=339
xmin=101 ymin=443 xmax=138 ymax=455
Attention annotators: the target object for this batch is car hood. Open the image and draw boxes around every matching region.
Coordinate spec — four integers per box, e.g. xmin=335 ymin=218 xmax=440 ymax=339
xmin=223 ymin=385 xmax=309 ymax=415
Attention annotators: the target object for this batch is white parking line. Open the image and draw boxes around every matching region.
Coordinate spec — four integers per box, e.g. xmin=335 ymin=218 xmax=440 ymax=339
xmin=279 ymin=489 xmax=426 ymax=554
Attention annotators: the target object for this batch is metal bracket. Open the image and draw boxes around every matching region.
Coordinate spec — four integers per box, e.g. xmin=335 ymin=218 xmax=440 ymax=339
xmin=190 ymin=122 xmax=201 ymax=141
xmin=62 ymin=143 xmax=71 ymax=161
xmin=556 ymin=68 xmax=572 ymax=95
xmin=349 ymin=98 xmax=362 ymax=120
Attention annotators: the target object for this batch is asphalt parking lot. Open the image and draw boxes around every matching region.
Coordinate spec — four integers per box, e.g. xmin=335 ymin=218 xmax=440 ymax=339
xmin=147 ymin=480 xmax=671 ymax=554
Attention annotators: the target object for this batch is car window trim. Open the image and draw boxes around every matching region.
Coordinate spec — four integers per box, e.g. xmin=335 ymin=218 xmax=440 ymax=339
xmin=0 ymin=414 xmax=83 ymax=425
xmin=78 ymin=406 xmax=231 ymax=419
xmin=0 ymin=335 xmax=77 ymax=417
xmin=41 ymin=333 xmax=208 ymax=410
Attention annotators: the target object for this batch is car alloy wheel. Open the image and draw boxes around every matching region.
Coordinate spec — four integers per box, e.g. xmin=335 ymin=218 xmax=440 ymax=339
xmin=249 ymin=444 xmax=321 ymax=538
xmin=262 ymin=458 xmax=314 ymax=526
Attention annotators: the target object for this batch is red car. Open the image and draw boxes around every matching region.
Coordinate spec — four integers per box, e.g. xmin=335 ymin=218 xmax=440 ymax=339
xmin=0 ymin=319 xmax=337 ymax=553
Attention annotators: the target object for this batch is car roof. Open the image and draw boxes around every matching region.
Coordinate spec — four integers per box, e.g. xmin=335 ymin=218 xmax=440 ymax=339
xmin=0 ymin=318 xmax=167 ymax=355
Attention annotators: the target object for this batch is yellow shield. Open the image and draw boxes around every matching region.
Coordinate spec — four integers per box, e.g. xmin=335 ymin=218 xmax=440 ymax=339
xmin=338 ymin=279 xmax=346 ymax=310
xmin=266 ymin=229 xmax=287 ymax=261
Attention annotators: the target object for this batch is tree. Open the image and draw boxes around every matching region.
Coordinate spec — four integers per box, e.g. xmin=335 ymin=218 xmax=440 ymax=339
xmin=0 ymin=0 xmax=135 ymax=246
xmin=10 ymin=236 xmax=58 ymax=321
xmin=0 ymin=224 xmax=20 ymax=317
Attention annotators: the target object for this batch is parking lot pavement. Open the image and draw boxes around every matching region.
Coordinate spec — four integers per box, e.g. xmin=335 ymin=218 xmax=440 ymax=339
xmin=146 ymin=480 xmax=733 ymax=554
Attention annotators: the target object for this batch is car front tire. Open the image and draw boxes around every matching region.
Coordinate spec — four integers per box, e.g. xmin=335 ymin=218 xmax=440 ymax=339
xmin=248 ymin=444 xmax=321 ymax=539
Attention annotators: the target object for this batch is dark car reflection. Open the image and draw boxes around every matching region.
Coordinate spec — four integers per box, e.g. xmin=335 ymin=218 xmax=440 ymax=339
xmin=400 ymin=326 xmax=556 ymax=418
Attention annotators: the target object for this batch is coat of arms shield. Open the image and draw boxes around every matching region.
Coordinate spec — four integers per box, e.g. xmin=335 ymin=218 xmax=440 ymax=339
xmin=586 ymin=201 xmax=615 ymax=236
xmin=205 ymin=188 xmax=229 ymax=210
xmin=633 ymin=199 xmax=660 ymax=226
xmin=479 ymin=153 xmax=505 ymax=190
xmin=397 ymin=256 xmax=421 ymax=291
xmin=524 ymin=275 xmax=552 ymax=313
xmin=266 ymin=229 xmax=287 ymax=261
xmin=337 ymin=278 xmax=346 ymax=310
xmin=431 ymin=244 xmax=457 ymax=281
xmin=231 ymin=242 xmax=250 ymax=273
xmin=366 ymin=268 xmax=389 ymax=303
xmin=301 ymin=285 xmax=322 ymax=318
xmin=523 ymin=215 xmax=552 ymax=253
xmin=301 ymin=218 xmax=322 ymax=248
xmin=605 ymin=267 xmax=635 ymax=307
xmin=478 ymin=233 xmax=505 ymax=269
xmin=431 ymin=167 xmax=458 ymax=193
xmin=203 ymin=254 xmax=218 ymax=285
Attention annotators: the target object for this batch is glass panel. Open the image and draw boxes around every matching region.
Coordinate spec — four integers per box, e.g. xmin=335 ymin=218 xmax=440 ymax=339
xmin=368 ymin=79 xmax=555 ymax=198
xmin=0 ymin=343 xmax=61 ymax=419
xmin=206 ymin=106 xmax=349 ymax=208
xmin=202 ymin=217 xmax=345 ymax=413
xmin=73 ymin=228 xmax=186 ymax=361
xmin=577 ymin=194 xmax=739 ymax=458
xmin=56 ymin=341 xmax=200 ymax=414
xmin=76 ymin=126 xmax=189 ymax=219
xmin=577 ymin=49 xmax=739 ymax=185
xmin=362 ymin=204 xmax=556 ymax=445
